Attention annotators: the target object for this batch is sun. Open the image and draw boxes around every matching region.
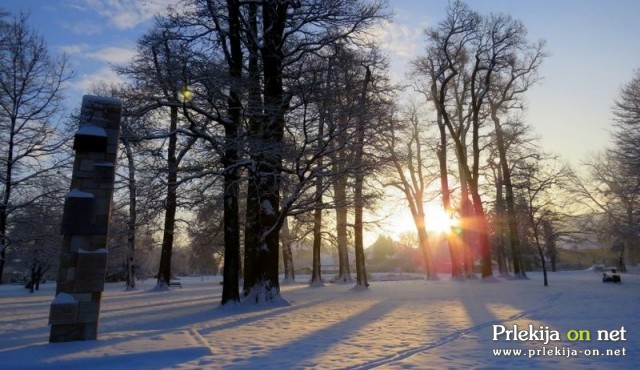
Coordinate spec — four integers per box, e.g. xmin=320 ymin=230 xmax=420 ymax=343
xmin=382 ymin=203 xmax=459 ymax=240
xmin=424 ymin=204 xmax=458 ymax=233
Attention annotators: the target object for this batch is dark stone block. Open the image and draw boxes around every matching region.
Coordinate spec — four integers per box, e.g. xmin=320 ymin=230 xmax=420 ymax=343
xmin=73 ymin=250 xmax=107 ymax=293
xmin=93 ymin=162 xmax=115 ymax=182
xmin=91 ymin=224 xmax=109 ymax=236
xmin=61 ymin=193 xmax=95 ymax=235
xmin=73 ymin=125 xmax=108 ymax=153
xmin=49 ymin=293 xmax=79 ymax=326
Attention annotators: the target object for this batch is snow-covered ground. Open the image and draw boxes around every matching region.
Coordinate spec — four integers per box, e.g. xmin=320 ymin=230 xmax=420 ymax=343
xmin=1 ymin=270 xmax=638 ymax=369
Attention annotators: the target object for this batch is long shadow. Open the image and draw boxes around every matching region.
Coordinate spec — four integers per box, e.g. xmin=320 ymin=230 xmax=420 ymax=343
xmin=3 ymin=343 xmax=209 ymax=370
xmin=100 ymin=283 xmax=222 ymax=304
xmin=1 ymin=313 xmax=51 ymax=328
xmin=224 ymin=300 xmax=398 ymax=369
xmin=81 ymin=298 xmax=328 ymax=359
xmin=0 ymin=293 xmax=220 ymax=341
xmin=194 ymin=298 xmax=328 ymax=335
xmin=4 ymin=296 xmax=328 ymax=363
xmin=101 ymin=294 xmax=217 ymax=316
xmin=343 ymin=278 xmax=564 ymax=369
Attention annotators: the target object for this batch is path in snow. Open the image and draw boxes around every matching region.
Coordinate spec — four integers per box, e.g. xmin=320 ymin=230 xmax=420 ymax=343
xmin=345 ymin=291 xmax=564 ymax=369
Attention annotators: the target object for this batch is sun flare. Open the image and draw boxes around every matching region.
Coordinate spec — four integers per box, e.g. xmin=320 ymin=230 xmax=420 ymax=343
xmin=384 ymin=203 xmax=459 ymax=240
xmin=424 ymin=205 xmax=458 ymax=233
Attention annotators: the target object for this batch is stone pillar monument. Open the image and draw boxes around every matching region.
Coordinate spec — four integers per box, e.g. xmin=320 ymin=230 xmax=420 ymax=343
xmin=49 ymin=95 xmax=121 ymax=342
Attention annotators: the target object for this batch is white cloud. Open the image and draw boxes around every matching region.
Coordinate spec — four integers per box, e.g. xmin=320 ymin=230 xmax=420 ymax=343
xmin=58 ymin=19 xmax=103 ymax=35
xmin=58 ymin=44 xmax=136 ymax=64
xmin=76 ymin=0 xmax=173 ymax=30
xmin=58 ymin=44 xmax=89 ymax=56
xmin=86 ymin=46 xmax=137 ymax=64
xmin=74 ymin=67 xmax=125 ymax=92
xmin=372 ymin=20 xmax=425 ymax=63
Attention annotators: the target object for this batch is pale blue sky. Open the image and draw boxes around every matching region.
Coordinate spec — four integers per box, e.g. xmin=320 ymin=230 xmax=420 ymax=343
xmin=381 ymin=0 xmax=640 ymax=166
xmin=2 ymin=0 xmax=639 ymax=165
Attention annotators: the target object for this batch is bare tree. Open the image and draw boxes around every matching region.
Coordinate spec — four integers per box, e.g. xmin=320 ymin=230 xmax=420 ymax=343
xmin=117 ymin=23 xmax=205 ymax=290
xmin=188 ymin=199 xmax=224 ymax=275
xmin=516 ymin=154 xmax=572 ymax=286
xmin=125 ymin=0 xmax=387 ymax=302
xmin=0 ymin=13 xmax=72 ymax=283
xmin=612 ymin=69 xmax=640 ymax=175
xmin=574 ymin=152 xmax=640 ymax=269
xmin=414 ymin=1 xmax=544 ymax=279
xmin=386 ymin=106 xmax=438 ymax=280
xmin=415 ymin=1 xmax=494 ymax=278
xmin=485 ymin=15 xmax=546 ymax=279
xmin=609 ymin=69 xmax=640 ymax=265
xmin=240 ymin=0 xmax=387 ymax=301
xmin=10 ymin=178 xmax=64 ymax=291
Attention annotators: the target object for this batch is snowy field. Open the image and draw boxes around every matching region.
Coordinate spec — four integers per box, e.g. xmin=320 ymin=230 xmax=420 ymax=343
xmin=1 ymin=270 xmax=638 ymax=369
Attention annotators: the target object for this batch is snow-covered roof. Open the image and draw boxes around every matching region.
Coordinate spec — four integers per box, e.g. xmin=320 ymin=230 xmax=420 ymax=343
xmin=51 ymin=292 xmax=77 ymax=305
xmin=66 ymin=189 xmax=94 ymax=198
xmin=76 ymin=125 xmax=107 ymax=137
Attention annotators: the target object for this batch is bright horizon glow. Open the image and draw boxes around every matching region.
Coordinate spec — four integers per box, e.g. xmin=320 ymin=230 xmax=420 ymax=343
xmin=383 ymin=202 xmax=458 ymax=241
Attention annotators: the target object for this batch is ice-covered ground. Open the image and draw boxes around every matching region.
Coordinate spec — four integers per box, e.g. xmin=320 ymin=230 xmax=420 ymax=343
xmin=1 ymin=270 xmax=638 ymax=369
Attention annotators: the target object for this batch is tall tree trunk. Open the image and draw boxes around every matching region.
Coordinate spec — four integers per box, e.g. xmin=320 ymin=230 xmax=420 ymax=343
xmin=0 ymin=210 xmax=7 ymax=285
xmin=281 ymin=216 xmax=295 ymax=283
xmin=311 ymin=111 xmax=325 ymax=286
xmin=532 ymin=219 xmax=548 ymax=286
xmin=333 ymin=117 xmax=351 ymax=283
xmin=311 ymin=203 xmax=324 ymax=285
xmin=222 ymin=152 xmax=241 ymax=303
xmin=471 ymin=112 xmax=493 ymax=279
xmin=156 ymin=105 xmax=179 ymax=288
xmin=494 ymin=165 xmax=508 ymax=276
xmin=353 ymin=186 xmax=368 ymax=288
xmin=458 ymin=167 xmax=475 ymax=278
xmin=0 ymin=119 xmax=16 ymax=284
xmin=469 ymin=190 xmax=493 ymax=279
xmin=124 ymin=139 xmax=137 ymax=290
xmin=242 ymin=2 xmax=261 ymax=295
xmin=353 ymin=66 xmax=372 ymax=288
xmin=243 ymin=1 xmax=289 ymax=302
xmin=334 ymin=177 xmax=351 ymax=283
xmin=491 ymin=113 xmax=525 ymax=278
xmin=221 ymin=0 xmax=242 ymax=305
xmin=542 ymin=220 xmax=557 ymax=273
xmin=436 ymin=113 xmax=461 ymax=279
xmin=416 ymin=217 xmax=436 ymax=279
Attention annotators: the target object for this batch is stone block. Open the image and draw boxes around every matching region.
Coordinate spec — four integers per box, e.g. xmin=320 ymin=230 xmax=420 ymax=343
xmin=75 ymin=293 xmax=92 ymax=302
xmin=74 ymin=170 xmax=94 ymax=179
xmin=74 ymin=125 xmax=108 ymax=153
xmin=81 ymin=322 xmax=98 ymax=340
xmin=94 ymin=197 xmax=110 ymax=216
xmin=50 ymin=94 xmax=121 ymax=343
xmin=70 ymin=236 xmax=88 ymax=252
xmin=66 ymin=267 xmax=75 ymax=281
xmin=49 ymin=293 xmax=78 ymax=326
xmin=91 ymin=224 xmax=109 ymax=236
xmin=80 ymin=159 xmax=95 ymax=172
xmin=49 ymin=324 xmax=82 ymax=343
xmin=61 ymin=192 xmax=95 ymax=235
xmin=94 ymin=162 xmax=114 ymax=181
xmin=73 ymin=249 xmax=107 ymax=293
